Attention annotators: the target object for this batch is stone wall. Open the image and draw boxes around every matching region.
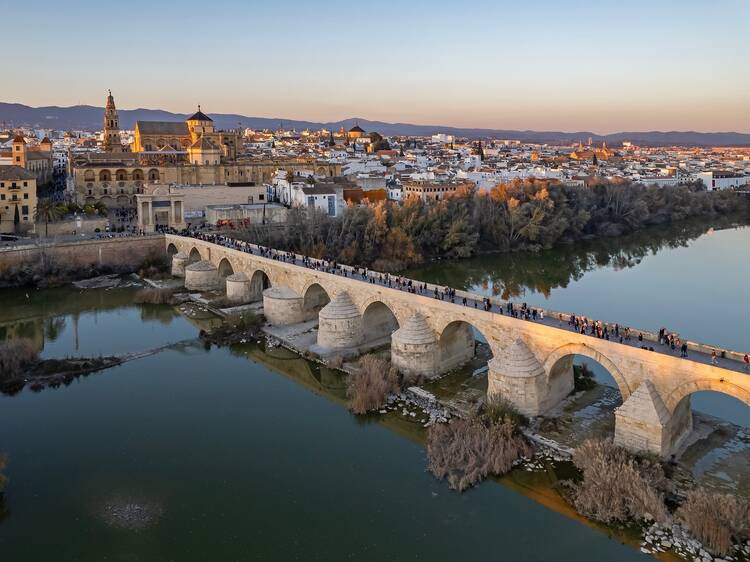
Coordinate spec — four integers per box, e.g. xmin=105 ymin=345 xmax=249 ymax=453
xmin=0 ymin=235 xmax=165 ymax=274
xmin=34 ymin=218 xmax=109 ymax=237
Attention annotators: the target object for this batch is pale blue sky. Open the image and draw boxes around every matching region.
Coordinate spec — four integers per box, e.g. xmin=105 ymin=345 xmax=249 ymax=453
xmin=2 ymin=0 xmax=749 ymax=132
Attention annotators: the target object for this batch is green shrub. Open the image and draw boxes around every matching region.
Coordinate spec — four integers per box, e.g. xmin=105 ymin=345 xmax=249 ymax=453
xmin=573 ymin=363 xmax=597 ymax=391
xmin=483 ymin=394 xmax=528 ymax=426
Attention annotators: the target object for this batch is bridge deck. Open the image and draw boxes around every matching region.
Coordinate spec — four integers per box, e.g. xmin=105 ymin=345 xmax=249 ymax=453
xmin=178 ymin=234 xmax=750 ymax=377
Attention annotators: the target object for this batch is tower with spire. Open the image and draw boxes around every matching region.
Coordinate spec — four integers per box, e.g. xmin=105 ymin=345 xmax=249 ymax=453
xmin=103 ymin=90 xmax=123 ymax=152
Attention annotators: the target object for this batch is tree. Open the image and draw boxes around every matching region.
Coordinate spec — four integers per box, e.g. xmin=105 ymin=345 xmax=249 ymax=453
xmin=93 ymin=201 xmax=108 ymax=216
xmin=35 ymin=198 xmax=64 ymax=237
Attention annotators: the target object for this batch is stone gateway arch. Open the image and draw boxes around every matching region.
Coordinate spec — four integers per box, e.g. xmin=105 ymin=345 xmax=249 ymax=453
xmin=165 ymin=235 xmax=750 ymax=459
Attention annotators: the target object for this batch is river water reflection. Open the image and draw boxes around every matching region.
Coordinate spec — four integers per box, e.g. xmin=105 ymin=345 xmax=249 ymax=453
xmin=0 ymin=291 xmax=648 ymax=561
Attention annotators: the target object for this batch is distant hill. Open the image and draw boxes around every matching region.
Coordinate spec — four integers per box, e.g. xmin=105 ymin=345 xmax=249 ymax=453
xmin=2 ymin=101 xmax=749 ymax=147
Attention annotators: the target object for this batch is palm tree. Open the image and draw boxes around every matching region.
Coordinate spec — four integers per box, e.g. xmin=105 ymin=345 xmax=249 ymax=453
xmin=34 ymin=198 xmax=64 ymax=237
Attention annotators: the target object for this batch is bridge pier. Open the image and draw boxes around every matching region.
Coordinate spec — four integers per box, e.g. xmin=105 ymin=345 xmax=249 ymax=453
xmin=487 ymin=339 xmax=573 ymax=417
xmin=225 ymin=272 xmax=251 ymax=304
xmin=614 ymin=380 xmax=692 ymax=458
xmin=263 ymin=287 xmax=305 ymax=326
xmin=316 ymin=292 xmax=363 ymax=354
xmin=171 ymin=252 xmax=189 ymax=278
xmin=184 ymin=260 xmax=220 ymax=292
xmin=391 ymin=314 xmax=440 ymax=378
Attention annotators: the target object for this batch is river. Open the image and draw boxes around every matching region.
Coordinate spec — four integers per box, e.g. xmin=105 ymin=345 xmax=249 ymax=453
xmin=0 ymin=221 xmax=747 ymax=561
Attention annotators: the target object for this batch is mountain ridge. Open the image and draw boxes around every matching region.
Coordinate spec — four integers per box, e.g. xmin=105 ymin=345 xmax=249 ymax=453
xmin=2 ymin=102 xmax=749 ymax=147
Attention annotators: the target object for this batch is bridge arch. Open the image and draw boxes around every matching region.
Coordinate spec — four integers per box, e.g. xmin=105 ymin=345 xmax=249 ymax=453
xmin=361 ymin=300 xmax=400 ymax=344
xmin=167 ymin=243 xmax=178 ymax=257
xmin=302 ymin=282 xmax=331 ymax=316
xmin=217 ymin=258 xmax=235 ymax=280
xmin=543 ymin=342 xmax=631 ymax=401
xmin=249 ymin=269 xmax=272 ymax=300
xmin=188 ymin=247 xmax=202 ymax=263
xmin=663 ymin=379 xmax=750 ymax=416
xmin=438 ymin=320 xmax=493 ymax=372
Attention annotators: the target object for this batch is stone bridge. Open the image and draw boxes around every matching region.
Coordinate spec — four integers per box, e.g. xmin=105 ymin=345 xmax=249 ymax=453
xmin=165 ymin=234 xmax=750 ymax=459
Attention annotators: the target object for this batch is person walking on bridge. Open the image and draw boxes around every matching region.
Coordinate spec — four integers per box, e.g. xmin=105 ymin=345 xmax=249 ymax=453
xmin=744 ymin=353 xmax=749 ymax=372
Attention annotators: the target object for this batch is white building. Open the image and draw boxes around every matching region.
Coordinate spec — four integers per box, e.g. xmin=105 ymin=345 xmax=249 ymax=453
xmin=387 ymin=184 xmax=403 ymax=202
xmin=637 ymin=176 xmax=684 ymax=187
xmin=293 ymin=184 xmax=337 ymax=216
xmin=431 ymin=133 xmax=455 ymax=144
xmin=697 ymin=171 xmax=748 ymax=190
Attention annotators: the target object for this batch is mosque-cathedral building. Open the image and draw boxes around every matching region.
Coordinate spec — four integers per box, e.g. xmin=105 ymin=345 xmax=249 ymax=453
xmin=71 ymin=92 xmax=341 ymax=208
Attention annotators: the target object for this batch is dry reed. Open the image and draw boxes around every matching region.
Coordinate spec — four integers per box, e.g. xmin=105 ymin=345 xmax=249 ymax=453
xmin=565 ymin=438 xmax=669 ymax=524
xmin=346 ymin=355 xmax=399 ymax=414
xmin=677 ymin=487 xmax=750 ymax=556
xmin=133 ymin=288 xmax=174 ymax=305
xmin=0 ymin=339 xmax=38 ymax=381
xmin=426 ymin=418 xmax=533 ymax=492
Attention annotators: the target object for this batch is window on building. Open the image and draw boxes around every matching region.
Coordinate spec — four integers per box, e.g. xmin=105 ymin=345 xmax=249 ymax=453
xmin=258 ymin=194 xmax=264 ymax=200
xmin=21 ymin=205 xmax=28 ymax=215
xmin=23 ymin=193 xmax=28 ymax=199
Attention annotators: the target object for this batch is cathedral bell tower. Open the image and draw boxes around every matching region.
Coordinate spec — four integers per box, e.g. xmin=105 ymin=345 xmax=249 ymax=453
xmin=103 ymin=90 xmax=123 ymax=152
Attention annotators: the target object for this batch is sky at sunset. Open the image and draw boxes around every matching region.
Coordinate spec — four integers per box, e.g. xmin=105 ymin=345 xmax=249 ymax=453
xmin=3 ymin=0 xmax=749 ymax=133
